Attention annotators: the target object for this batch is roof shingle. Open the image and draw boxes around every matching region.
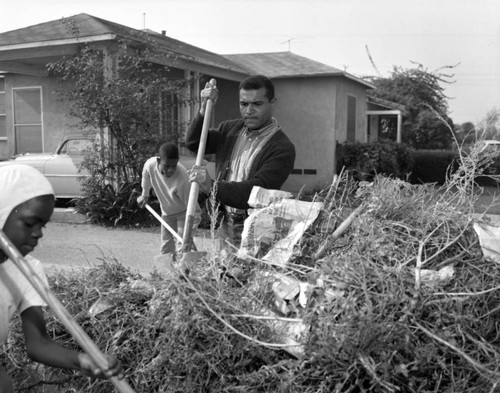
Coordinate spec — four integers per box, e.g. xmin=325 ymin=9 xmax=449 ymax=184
xmin=223 ymin=51 xmax=344 ymax=78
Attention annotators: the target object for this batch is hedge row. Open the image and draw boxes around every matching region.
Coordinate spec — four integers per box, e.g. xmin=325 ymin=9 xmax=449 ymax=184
xmin=336 ymin=142 xmax=496 ymax=186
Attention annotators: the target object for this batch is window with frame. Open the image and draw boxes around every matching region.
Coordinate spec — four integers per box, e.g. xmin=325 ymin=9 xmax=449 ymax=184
xmin=13 ymin=87 xmax=43 ymax=154
xmin=0 ymin=77 xmax=5 ymax=139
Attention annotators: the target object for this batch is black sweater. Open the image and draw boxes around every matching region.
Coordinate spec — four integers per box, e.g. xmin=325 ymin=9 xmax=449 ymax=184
xmin=185 ymin=113 xmax=296 ymax=210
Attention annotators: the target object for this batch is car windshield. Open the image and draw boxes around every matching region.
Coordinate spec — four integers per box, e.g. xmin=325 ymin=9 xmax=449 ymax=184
xmin=59 ymin=139 xmax=93 ymax=156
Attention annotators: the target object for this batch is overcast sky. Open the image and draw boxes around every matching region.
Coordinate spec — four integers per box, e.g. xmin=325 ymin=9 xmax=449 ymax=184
xmin=1 ymin=0 xmax=499 ymax=125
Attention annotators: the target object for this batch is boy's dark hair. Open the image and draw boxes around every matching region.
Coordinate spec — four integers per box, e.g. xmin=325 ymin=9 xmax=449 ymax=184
xmin=239 ymin=75 xmax=275 ymax=101
xmin=159 ymin=142 xmax=179 ymax=160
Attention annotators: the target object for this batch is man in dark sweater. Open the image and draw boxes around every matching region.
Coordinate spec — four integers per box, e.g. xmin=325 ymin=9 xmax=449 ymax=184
xmin=186 ymin=75 xmax=296 ymax=245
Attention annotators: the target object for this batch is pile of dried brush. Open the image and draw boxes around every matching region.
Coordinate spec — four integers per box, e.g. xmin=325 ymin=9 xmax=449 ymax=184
xmin=2 ymin=143 xmax=500 ymax=392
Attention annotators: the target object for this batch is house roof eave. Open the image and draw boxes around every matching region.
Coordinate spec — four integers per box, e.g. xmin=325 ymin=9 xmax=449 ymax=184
xmin=0 ymin=34 xmax=117 ymax=52
xmin=367 ymin=95 xmax=407 ymax=112
xmin=270 ymin=72 xmax=375 ymax=89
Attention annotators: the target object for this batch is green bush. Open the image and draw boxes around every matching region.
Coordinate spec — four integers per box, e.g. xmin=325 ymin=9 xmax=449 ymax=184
xmin=337 ymin=141 xmax=414 ymax=181
xmin=409 ymin=150 xmax=459 ymax=184
xmin=74 ymin=180 xmax=158 ymax=227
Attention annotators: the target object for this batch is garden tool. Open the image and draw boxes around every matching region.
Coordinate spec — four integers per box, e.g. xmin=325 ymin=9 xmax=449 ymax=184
xmin=145 ymin=203 xmax=184 ymax=244
xmin=0 ymin=230 xmax=136 ymax=393
xmin=145 ymin=203 xmax=205 ymax=273
xmin=180 ymin=78 xmax=217 ymax=263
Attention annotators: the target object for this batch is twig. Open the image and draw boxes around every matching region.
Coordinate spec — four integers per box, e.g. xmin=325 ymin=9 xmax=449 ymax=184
xmin=179 ymin=270 xmax=304 ymax=351
xmin=420 ymin=220 xmax=471 ymax=266
xmin=229 ymin=314 xmax=303 ymax=322
xmin=314 ymin=204 xmax=365 ymax=260
xmin=415 ymin=322 xmax=500 ymax=379
xmin=433 ymin=284 xmax=500 ymax=297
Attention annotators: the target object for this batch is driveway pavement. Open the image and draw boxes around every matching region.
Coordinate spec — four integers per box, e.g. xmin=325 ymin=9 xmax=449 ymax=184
xmin=32 ymin=216 xmax=214 ymax=277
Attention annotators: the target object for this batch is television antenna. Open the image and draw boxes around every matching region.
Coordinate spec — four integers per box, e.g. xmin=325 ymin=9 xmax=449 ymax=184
xmin=281 ymin=38 xmax=296 ymax=52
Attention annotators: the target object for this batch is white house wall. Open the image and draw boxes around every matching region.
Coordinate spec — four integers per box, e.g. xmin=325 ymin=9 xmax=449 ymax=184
xmin=334 ymin=79 xmax=369 ymax=143
xmin=273 ymin=77 xmax=337 ymax=193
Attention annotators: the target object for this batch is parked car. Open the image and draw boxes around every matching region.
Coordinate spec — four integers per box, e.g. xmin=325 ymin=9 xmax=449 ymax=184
xmin=0 ymin=135 xmax=215 ymax=199
xmin=477 ymin=140 xmax=500 ymax=175
xmin=0 ymin=136 xmax=92 ymax=199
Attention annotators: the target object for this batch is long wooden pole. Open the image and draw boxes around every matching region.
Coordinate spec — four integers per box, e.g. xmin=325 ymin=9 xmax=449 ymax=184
xmin=145 ymin=203 xmax=183 ymax=243
xmin=0 ymin=230 xmax=136 ymax=393
xmin=182 ymin=78 xmax=217 ymax=252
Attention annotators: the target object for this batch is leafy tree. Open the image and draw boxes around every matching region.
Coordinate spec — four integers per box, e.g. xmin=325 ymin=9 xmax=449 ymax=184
xmin=366 ymin=63 xmax=455 ymax=149
xmin=47 ymin=30 xmax=192 ymax=225
xmin=455 ymin=111 xmax=500 ymax=146
xmin=457 ymin=121 xmax=476 ymax=145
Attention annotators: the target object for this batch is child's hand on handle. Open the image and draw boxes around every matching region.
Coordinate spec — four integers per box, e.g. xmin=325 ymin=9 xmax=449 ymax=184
xmin=78 ymin=352 xmax=124 ymax=380
xmin=136 ymin=195 xmax=149 ymax=208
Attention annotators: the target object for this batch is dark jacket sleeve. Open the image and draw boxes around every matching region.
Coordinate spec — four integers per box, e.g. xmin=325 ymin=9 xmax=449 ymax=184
xmin=185 ymin=113 xmax=221 ymax=155
xmin=215 ymin=131 xmax=296 ymax=210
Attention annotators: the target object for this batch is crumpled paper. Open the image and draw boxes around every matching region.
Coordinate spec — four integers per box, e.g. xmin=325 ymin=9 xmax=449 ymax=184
xmin=238 ymin=188 xmax=323 ymax=266
xmin=473 ymin=222 xmax=500 ymax=263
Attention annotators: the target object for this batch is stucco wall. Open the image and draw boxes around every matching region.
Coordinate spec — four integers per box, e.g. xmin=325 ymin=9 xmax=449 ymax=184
xmin=273 ymin=77 xmax=337 ymax=193
xmin=334 ymin=78 xmax=368 ymax=143
xmin=211 ymin=78 xmax=240 ymax=125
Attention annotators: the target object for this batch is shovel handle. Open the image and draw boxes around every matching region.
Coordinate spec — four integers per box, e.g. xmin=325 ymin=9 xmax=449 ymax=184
xmin=0 ymin=231 xmax=136 ymax=393
xmin=182 ymin=78 xmax=217 ymax=252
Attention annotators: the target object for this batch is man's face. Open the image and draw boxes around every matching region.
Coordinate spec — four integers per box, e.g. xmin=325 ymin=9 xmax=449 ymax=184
xmin=159 ymin=158 xmax=178 ymax=178
xmin=2 ymin=195 xmax=54 ymax=257
xmin=239 ymin=88 xmax=276 ymax=130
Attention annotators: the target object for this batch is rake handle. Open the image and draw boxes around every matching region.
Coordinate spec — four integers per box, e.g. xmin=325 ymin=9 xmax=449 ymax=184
xmin=145 ymin=203 xmax=183 ymax=243
xmin=182 ymin=78 xmax=217 ymax=252
xmin=0 ymin=230 xmax=136 ymax=393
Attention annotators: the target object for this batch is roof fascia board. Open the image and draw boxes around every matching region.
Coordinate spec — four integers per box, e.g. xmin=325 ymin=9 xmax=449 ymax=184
xmin=0 ymin=61 xmax=46 ymax=76
xmin=0 ymin=34 xmax=117 ymax=51
xmin=368 ymin=97 xmax=406 ymax=111
xmin=0 ymin=44 xmax=81 ymax=61
xmin=271 ymin=72 xmax=375 ymax=88
xmin=345 ymin=74 xmax=374 ymax=89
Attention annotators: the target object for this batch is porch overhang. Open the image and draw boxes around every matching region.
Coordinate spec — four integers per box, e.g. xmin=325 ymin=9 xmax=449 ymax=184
xmin=366 ymin=109 xmax=403 ymax=143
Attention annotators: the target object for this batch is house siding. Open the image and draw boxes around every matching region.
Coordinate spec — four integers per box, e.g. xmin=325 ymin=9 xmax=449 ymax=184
xmin=273 ymin=77 xmax=337 ymax=193
xmin=334 ymin=78 xmax=368 ymax=143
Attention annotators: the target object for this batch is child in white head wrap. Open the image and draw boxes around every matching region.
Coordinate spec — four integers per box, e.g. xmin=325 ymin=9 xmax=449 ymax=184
xmin=0 ymin=164 xmax=122 ymax=391
xmin=0 ymin=164 xmax=54 ymax=229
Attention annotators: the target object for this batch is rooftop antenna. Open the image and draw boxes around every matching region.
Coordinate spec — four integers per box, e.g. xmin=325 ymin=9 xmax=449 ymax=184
xmin=143 ymin=13 xmax=146 ymax=29
xmin=281 ymin=38 xmax=295 ymax=52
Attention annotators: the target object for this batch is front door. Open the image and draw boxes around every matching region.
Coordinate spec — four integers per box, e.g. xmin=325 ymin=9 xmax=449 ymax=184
xmin=13 ymin=87 xmax=43 ymax=154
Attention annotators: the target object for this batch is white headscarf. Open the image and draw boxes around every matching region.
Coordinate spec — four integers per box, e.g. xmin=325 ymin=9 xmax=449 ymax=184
xmin=0 ymin=164 xmax=54 ymax=229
